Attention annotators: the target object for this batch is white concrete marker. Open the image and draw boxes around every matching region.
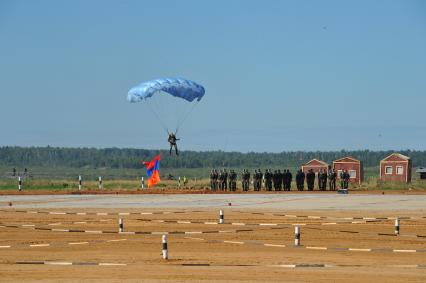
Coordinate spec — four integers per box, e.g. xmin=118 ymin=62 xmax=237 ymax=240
xmin=395 ymin=218 xmax=400 ymax=235
xmin=18 ymin=176 xmax=22 ymax=191
xmin=78 ymin=175 xmax=82 ymax=191
xmin=141 ymin=177 xmax=144 ymax=189
xmin=219 ymin=210 xmax=224 ymax=224
xmin=119 ymin=218 xmax=124 ymax=233
xmin=295 ymin=226 xmax=301 ymax=246
xmin=162 ymin=234 xmax=168 ymax=260
xmin=98 ymin=176 xmax=103 ymax=189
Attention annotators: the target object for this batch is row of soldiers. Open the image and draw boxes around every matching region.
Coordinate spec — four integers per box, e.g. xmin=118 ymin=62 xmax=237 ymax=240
xmin=209 ymin=169 xmax=238 ymax=191
xmin=209 ymin=168 xmax=351 ymax=191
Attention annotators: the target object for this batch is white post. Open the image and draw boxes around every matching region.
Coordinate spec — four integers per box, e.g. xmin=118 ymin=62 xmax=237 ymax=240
xmin=78 ymin=175 xmax=82 ymax=191
xmin=119 ymin=218 xmax=124 ymax=233
xmin=395 ymin=218 xmax=400 ymax=235
xmin=141 ymin=177 xmax=144 ymax=189
xmin=98 ymin=176 xmax=102 ymax=189
xmin=219 ymin=210 xmax=224 ymax=224
xmin=295 ymin=226 xmax=301 ymax=246
xmin=18 ymin=176 xmax=22 ymax=191
xmin=178 ymin=177 xmax=181 ymax=188
xmin=162 ymin=234 xmax=168 ymax=260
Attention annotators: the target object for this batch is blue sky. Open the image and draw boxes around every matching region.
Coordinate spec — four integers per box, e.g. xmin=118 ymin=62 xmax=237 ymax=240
xmin=0 ymin=0 xmax=425 ymax=152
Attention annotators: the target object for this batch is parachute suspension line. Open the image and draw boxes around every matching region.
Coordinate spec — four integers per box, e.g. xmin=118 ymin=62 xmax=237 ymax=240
xmin=145 ymin=102 xmax=169 ymax=135
xmin=153 ymin=98 xmax=162 ymax=131
xmin=152 ymin=91 xmax=173 ymax=134
xmin=175 ymin=101 xmax=199 ymax=135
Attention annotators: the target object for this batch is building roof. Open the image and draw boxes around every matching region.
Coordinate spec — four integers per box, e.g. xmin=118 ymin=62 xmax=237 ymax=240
xmin=302 ymin=159 xmax=328 ymax=167
xmin=416 ymin=167 xmax=426 ymax=173
xmin=333 ymin=156 xmax=360 ymax=163
xmin=381 ymin=153 xmax=410 ymax=162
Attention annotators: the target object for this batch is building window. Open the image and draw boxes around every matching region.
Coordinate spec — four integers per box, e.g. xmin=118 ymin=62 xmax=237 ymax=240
xmin=396 ymin=166 xmax=404 ymax=175
xmin=349 ymin=170 xmax=356 ymax=178
xmin=385 ymin=166 xmax=393 ymax=175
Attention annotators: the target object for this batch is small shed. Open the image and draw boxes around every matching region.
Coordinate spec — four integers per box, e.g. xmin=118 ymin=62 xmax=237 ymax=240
xmin=301 ymin=159 xmax=329 ymax=175
xmin=380 ymin=153 xmax=412 ymax=183
xmin=415 ymin=167 xmax=426 ymax=180
xmin=333 ymin=156 xmax=363 ymax=184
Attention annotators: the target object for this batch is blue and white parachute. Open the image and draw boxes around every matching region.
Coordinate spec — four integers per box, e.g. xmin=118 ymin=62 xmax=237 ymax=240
xmin=127 ymin=78 xmax=205 ymax=134
xmin=127 ymin=78 xmax=205 ymax=103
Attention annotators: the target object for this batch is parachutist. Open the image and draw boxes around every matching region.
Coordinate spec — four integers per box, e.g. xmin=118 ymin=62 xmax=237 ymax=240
xmin=128 ymin=78 xmax=204 ymax=153
xmin=168 ymin=132 xmax=180 ymax=155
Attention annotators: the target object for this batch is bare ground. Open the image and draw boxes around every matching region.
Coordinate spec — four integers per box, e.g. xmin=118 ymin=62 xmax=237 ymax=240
xmin=0 ymin=207 xmax=425 ymax=282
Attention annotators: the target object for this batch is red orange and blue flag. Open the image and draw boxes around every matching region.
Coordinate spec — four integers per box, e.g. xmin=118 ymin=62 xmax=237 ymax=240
xmin=143 ymin=155 xmax=161 ymax=188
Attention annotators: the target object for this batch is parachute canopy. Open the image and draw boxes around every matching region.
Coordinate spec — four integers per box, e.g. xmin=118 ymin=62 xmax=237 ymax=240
xmin=127 ymin=78 xmax=205 ymax=134
xmin=127 ymin=78 xmax=205 ymax=103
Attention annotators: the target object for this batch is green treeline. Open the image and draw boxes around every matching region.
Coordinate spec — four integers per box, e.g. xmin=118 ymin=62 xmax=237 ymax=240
xmin=1 ymin=146 xmax=426 ymax=169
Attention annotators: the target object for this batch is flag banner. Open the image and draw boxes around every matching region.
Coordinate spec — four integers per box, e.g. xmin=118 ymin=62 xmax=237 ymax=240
xmin=143 ymin=155 xmax=161 ymax=188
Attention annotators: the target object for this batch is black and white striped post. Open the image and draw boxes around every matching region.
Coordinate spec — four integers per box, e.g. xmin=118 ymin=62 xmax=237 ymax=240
xmin=119 ymin=218 xmax=124 ymax=233
xmin=18 ymin=176 xmax=22 ymax=191
xmin=294 ymin=226 xmax=301 ymax=246
xmin=162 ymin=234 xmax=168 ymax=260
xmin=395 ymin=218 xmax=400 ymax=235
xmin=98 ymin=176 xmax=102 ymax=189
xmin=141 ymin=177 xmax=144 ymax=189
xmin=178 ymin=177 xmax=181 ymax=188
xmin=78 ymin=175 xmax=82 ymax=191
xmin=219 ymin=210 xmax=224 ymax=224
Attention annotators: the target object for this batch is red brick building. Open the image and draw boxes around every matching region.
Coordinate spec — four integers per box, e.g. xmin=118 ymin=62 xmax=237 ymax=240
xmin=380 ymin=153 xmax=412 ymax=183
xmin=333 ymin=156 xmax=363 ymax=184
xmin=301 ymin=159 xmax=329 ymax=175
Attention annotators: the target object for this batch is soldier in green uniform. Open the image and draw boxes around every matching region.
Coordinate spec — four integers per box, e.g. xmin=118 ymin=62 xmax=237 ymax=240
xmin=321 ymin=169 xmax=328 ymax=191
xmin=223 ymin=169 xmax=228 ymax=191
xmin=277 ymin=170 xmax=283 ymax=191
xmin=214 ymin=169 xmax=219 ymax=190
xmin=253 ymin=170 xmax=258 ymax=191
xmin=318 ymin=169 xmax=323 ymax=190
xmin=339 ymin=170 xmax=345 ymax=189
xmin=230 ymin=170 xmax=237 ymax=191
xmin=296 ymin=169 xmax=305 ymax=191
xmin=257 ymin=169 xmax=262 ymax=191
xmin=241 ymin=170 xmax=248 ymax=191
xmin=167 ymin=133 xmax=180 ymax=155
xmin=343 ymin=170 xmax=350 ymax=189
xmin=287 ymin=169 xmax=293 ymax=191
xmin=282 ymin=170 xmax=288 ymax=191
xmin=218 ymin=170 xmax=224 ymax=191
xmin=328 ymin=169 xmax=336 ymax=191
xmin=264 ymin=169 xmax=272 ymax=191
xmin=307 ymin=169 xmax=315 ymax=191
xmin=246 ymin=170 xmax=251 ymax=191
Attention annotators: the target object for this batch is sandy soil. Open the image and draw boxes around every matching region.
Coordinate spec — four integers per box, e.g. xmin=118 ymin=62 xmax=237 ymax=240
xmin=0 ymin=208 xmax=425 ymax=282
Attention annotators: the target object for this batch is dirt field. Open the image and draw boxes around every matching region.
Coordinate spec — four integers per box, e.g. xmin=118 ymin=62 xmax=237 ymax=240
xmin=0 ymin=204 xmax=425 ymax=282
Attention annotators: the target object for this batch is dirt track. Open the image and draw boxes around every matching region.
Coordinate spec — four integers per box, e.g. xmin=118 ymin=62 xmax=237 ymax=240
xmin=0 ymin=205 xmax=425 ymax=282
